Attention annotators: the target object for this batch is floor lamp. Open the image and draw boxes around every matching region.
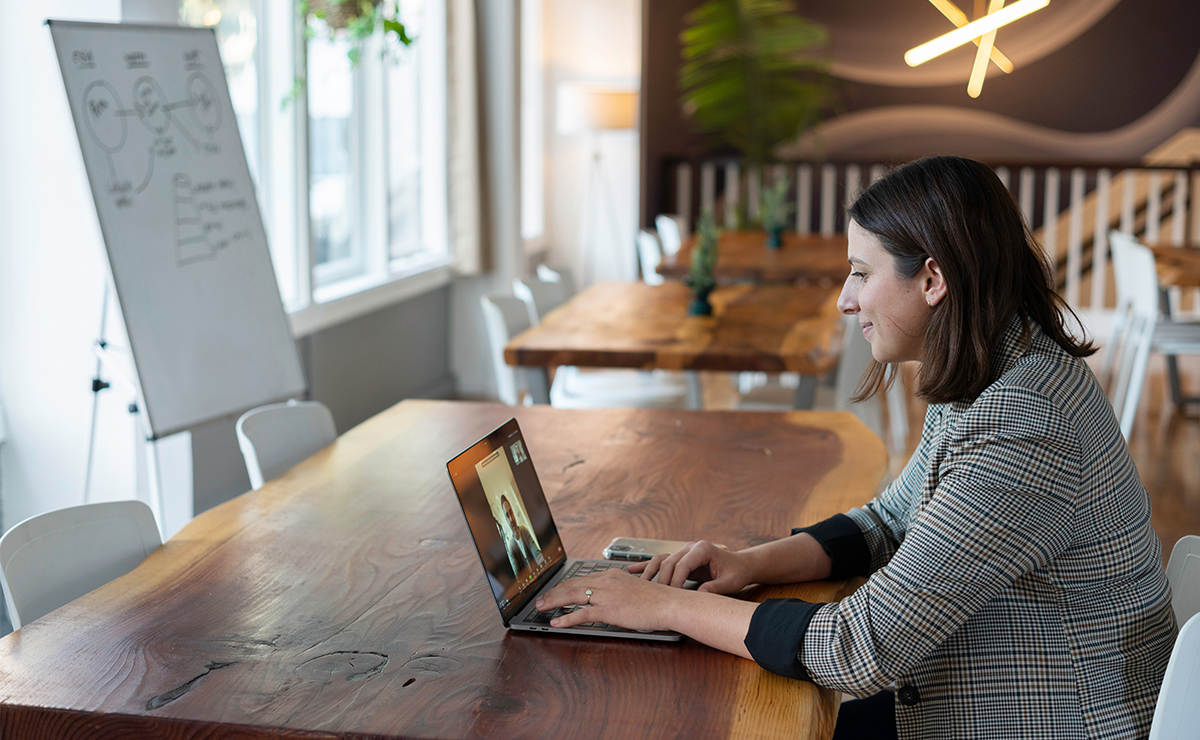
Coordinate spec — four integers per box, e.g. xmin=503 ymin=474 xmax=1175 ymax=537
xmin=557 ymin=85 xmax=637 ymax=285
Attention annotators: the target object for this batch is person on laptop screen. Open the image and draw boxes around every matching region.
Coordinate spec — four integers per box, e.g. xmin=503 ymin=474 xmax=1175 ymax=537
xmin=477 ymin=448 xmax=546 ymax=586
xmin=535 ymin=156 xmax=1175 ymax=740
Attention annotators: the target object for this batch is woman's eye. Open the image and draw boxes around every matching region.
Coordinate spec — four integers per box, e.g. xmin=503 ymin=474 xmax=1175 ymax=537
xmin=851 ymin=271 xmax=867 ymax=281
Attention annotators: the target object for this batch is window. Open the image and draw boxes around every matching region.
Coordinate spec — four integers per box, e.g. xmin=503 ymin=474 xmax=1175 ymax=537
xmin=520 ymin=0 xmax=545 ymax=247
xmin=181 ymin=0 xmax=449 ymax=327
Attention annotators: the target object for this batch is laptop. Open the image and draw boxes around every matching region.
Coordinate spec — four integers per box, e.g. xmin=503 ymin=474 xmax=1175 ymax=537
xmin=446 ymin=417 xmax=685 ymax=641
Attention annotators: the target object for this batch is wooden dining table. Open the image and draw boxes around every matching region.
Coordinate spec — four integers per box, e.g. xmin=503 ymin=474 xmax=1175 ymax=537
xmin=1150 ymin=245 xmax=1200 ymax=289
xmin=658 ymin=230 xmax=850 ymax=285
xmin=504 ymin=281 xmax=845 ymax=410
xmin=1147 ymin=245 xmax=1200 ymax=407
xmin=0 ymin=399 xmax=886 ymax=740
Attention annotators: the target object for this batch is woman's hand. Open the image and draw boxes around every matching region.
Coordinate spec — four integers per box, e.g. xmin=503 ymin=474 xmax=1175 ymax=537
xmin=628 ymin=540 xmax=755 ymax=594
xmin=534 ymin=569 xmax=684 ymax=631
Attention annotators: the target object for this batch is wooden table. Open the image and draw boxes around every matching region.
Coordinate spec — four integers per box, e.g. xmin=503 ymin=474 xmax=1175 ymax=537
xmin=0 ymin=400 xmax=885 ymax=740
xmin=1150 ymin=245 xmax=1200 ymax=288
xmin=504 ymin=282 xmax=845 ymax=409
xmin=658 ymin=231 xmax=850 ymax=285
xmin=1148 ymin=246 xmax=1200 ymax=406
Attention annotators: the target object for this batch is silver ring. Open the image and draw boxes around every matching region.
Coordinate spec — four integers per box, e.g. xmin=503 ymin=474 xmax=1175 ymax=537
xmin=585 ymin=588 xmax=593 ymax=605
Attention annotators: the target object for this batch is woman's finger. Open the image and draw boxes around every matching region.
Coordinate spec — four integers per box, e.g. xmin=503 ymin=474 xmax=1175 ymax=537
xmin=638 ymin=552 xmax=668 ymax=581
xmin=671 ymin=547 xmax=710 ymax=588
xmin=535 ymin=575 xmax=594 ymax=611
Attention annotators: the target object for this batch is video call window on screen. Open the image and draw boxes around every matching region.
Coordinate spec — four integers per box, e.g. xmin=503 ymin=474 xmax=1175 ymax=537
xmin=476 ymin=445 xmax=544 ymax=586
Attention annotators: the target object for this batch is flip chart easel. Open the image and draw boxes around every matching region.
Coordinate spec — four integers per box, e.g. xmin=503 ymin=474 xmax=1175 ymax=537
xmin=48 ymin=20 xmax=307 ymax=528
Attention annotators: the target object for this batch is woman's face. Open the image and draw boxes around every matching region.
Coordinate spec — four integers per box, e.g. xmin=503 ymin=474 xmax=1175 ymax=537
xmin=837 ymin=222 xmax=941 ymax=364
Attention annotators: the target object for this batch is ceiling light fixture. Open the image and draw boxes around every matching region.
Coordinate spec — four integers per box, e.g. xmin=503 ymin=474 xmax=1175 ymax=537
xmin=906 ymin=0 xmax=1049 ymax=96
xmin=926 ymin=0 xmax=1013 ymax=73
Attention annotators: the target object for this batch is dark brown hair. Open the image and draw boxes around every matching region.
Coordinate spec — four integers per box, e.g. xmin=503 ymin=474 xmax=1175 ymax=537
xmin=848 ymin=155 xmax=1095 ymax=405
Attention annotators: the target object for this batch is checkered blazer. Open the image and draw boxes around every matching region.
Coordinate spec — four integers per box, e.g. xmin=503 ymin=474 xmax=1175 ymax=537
xmin=804 ymin=320 xmax=1177 ymax=739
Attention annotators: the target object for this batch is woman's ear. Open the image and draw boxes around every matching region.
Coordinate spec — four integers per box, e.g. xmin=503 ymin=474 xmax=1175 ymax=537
xmin=923 ymin=257 xmax=947 ymax=308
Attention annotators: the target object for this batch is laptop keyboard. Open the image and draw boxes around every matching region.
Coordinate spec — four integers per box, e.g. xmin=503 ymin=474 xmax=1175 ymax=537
xmin=523 ymin=560 xmax=629 ymax=628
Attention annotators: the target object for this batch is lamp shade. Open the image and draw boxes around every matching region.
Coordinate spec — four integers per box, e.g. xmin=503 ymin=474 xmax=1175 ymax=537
xmin=556 ymin=84 xmax=638 ymax=134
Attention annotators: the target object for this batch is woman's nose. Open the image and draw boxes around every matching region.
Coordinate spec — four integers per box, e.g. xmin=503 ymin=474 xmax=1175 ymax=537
xmin=837 ymin=280 xmax=858 ymax=315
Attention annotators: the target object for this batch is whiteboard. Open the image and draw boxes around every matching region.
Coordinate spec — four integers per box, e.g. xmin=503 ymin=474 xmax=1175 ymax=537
xmin=49 ymin=20 xmax=306 ymax=439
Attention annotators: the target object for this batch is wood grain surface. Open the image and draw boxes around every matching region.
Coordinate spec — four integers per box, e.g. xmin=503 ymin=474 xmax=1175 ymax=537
xmin=658 ymin=231 xmax=850 ymax=285
xmin=1150 ymin=245 xmax=1200 ymax=288
xmin=0 ymin=400 xmax=885 ymax=740
xmin=504 ymin=282 xmax=845 ymax=375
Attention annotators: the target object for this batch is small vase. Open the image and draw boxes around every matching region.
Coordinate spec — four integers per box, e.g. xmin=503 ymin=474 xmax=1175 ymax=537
xmin=765 ymin=226 xmax=783 ymax=251
xmin=688 ymin=289 xmax=714 ymax=316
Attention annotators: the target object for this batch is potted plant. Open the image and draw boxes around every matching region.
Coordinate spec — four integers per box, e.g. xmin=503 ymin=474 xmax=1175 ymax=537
xmin=687 ymin=211 xmax=721 ymax=316
xmin=679 ymin=0 xmax=833 ymax=166
xmin=286 ymin=0 xmax=413 ymax=104
xmin=758 ymin=176 xmax=792 ymax=250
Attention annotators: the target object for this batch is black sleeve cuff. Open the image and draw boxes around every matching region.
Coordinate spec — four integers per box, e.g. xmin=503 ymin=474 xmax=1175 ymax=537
xmin=744 ymin=598 xmax=824 ymax=681
xmin=792 ymin=513 xmax=870 ymax=580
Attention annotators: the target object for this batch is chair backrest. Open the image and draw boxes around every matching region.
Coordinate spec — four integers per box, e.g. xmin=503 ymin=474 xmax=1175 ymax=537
xmin=512 ymin=277 xmax=569 ymax=326
xmin=0 ymin=500 xmax=161 ymax=629
xmin=480 ymin=294 xmax=533 ymax=406
xmin=1167 ymin=535 xmax=1200 ymax=627
xmin=1107 ymin=232 xmax=1162 ymax=439
xmin=235 ymin=400 xmax=337 ymax=490
xmin=536 ymin=264 xmax=577 ymax=298
xmin=1149 ymin=612 xmax=1200 ymax=740
xmin=655 ymin=214 xmax=688 ymax=257
xmin=637 ymin=229 xmax=665 ymax=286
xmin=835 ymin=314 xmax=877 ymax=413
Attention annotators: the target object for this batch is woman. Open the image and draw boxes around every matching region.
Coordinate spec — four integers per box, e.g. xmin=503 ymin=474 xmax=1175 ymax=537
xmin=535 ymin=156 xmax=1177 ymax=739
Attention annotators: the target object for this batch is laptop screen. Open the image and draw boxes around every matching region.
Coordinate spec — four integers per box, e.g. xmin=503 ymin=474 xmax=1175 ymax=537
xmin=446 ymin=418 xmax=565 ymax=620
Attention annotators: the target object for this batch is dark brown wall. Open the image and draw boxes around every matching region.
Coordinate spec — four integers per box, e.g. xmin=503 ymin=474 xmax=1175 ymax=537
xmin=641 ymin=0 xmax=1200 ymax=225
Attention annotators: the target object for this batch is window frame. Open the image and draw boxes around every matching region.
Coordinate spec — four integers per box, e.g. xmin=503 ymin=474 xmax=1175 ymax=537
xmin=191 ymin=0 xmax=452 ymax=337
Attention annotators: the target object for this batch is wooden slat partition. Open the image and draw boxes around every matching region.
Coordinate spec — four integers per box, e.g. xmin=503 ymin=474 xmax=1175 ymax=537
xmin=662 ymin=157 xmax=1199 ymax=318
xmin=797 ymin=164 xmax=813 ymax=235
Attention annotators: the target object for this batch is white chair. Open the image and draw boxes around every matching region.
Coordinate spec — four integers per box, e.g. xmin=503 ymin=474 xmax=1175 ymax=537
xmin=1166 ymin=535 xmax=1200 ymax=628
xmin=536 ymin=264 xmax=577 ymax=298
xmin=1105 ymin=232 xmax=1200 ymax=439
xmin=1107 ymin=232 xmax=1162 ymax=440
xmin=655 ymin=214 xmax=689 ymax=257
xmin=236 ymin=400 xmax=337 ymax=490
xmin=0 ymin=501 xmax=161 ymax=629
xmin=834 ymin=315 xmax=909 ymax=451
xmin=637 ymin=229 xmax=665 ymax=286
xmin=1149 ymin=612 xmax=1200 ymax=740
xmin=481 ymin=294 xmax=536 ymax=406
xmin=512 ymin=277 xmax=570 ymax=327
xmin=488 ymin=291 xmax=687 ymax=410
xmin=734 ymin=317 xmax=909 ymax=449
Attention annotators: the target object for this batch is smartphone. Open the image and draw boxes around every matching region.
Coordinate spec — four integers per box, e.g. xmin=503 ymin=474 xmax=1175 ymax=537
xmin=602 ymin=537 xmax=725 ymax=561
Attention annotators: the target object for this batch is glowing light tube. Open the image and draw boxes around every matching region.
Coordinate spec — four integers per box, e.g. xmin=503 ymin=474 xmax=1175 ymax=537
xmin=906 ymin=0 xmax=1049 ymax=67
xmin=927 ymin=0 xmax=1014 ymax=73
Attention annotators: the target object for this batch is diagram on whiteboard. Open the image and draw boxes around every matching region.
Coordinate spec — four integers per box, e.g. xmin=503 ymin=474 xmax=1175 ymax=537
xmin=81 ymin=71 xmax=222 ymax=209
xmin=172 ymin=174 xmax=252 ymax=265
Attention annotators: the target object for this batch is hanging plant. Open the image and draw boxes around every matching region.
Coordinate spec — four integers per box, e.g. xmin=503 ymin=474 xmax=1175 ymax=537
xmin=284 ymin=0 xmax=414 ymax=107
xmin=679 ymin=0 xmax=833 ymax=165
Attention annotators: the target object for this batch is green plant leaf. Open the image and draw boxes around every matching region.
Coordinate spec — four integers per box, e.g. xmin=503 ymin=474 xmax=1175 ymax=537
xmin=383 ymin=18 xmax=413 ymax=45
xmin=679 ymin=0 xmax=833 ymax=164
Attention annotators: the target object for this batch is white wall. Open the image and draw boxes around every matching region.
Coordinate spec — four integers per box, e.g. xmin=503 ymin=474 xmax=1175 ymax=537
xmin=0 ymin=0 xmax=192 ymax=538
xmin=450 ymin=0 xmax=523 ymax=399
xmin=543 ymin=0 xmax=641 ymax=287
